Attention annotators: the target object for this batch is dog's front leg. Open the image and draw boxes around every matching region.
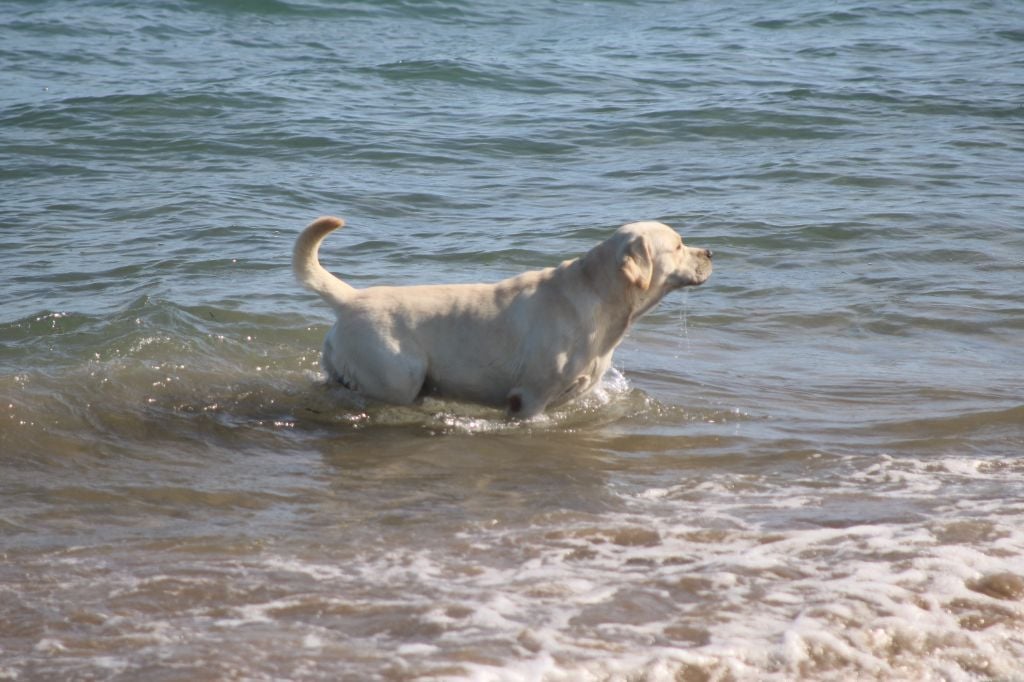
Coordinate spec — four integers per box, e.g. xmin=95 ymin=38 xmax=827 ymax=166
xmin=505 ymin=376 xmax=587 ymax=420
xmin=504 ymin=347 xmax=603 ymax=419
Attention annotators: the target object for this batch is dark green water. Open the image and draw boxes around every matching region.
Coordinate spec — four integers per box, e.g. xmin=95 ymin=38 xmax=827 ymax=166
xmin=2 ymin=1 xmax=1023 ymax=679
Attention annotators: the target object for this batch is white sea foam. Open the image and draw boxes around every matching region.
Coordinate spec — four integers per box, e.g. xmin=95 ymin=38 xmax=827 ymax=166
xmin=261 ymin=556 xmax=347 ymax=581
xmin=16 ymin=448 xmax=1019 ymax=679
xmin=32 ymin=638 xmax=65 ymax=653
xmin=5 ymin=437 xmax=1021 ymax=680
xmin=297 ymin=453 xmax=1024 ymax=681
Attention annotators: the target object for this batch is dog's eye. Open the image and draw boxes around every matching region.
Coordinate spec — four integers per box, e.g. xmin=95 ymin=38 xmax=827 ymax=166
xmin=676 ymin=242 xmax=683 ymax=251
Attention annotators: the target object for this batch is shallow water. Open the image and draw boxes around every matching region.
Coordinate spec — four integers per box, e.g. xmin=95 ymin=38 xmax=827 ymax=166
xmin=2 ymin=0 xmax=1024 ymax=679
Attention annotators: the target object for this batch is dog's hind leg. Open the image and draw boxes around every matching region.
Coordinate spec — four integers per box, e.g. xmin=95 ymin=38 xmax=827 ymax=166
xmin=349 ymin=345 xmax=428 ymax=407
xmin=322 ymin=329 xmax=427 ymax=406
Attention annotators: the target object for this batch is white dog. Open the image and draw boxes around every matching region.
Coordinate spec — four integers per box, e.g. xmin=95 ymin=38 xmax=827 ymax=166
xmin=294 ymin=217 xmax=712 ymax=418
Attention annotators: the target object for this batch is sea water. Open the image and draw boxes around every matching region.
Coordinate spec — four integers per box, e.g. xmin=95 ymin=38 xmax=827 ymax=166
xmin=2 ymin=1 xmax=1023 ymax=679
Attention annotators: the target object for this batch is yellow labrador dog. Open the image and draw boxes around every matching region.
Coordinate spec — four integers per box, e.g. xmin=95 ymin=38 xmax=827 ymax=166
xmin=294 ymin=217 xmax=712 ymax=418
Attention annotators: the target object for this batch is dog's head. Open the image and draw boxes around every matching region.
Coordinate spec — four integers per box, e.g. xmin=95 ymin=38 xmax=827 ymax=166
xmin=615 ymin=221 xmax=712 ymax=295
xmin=580 ymin=221 xmax=712 ymax=322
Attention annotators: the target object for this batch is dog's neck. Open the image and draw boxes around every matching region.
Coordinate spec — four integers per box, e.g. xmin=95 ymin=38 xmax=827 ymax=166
xmin=574 ymin=253 xmax=653 ymax=354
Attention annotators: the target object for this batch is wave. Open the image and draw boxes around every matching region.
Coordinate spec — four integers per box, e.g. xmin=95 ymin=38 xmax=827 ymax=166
xmin=180 ymin=0 xmax=524 ymax=26
xmin=1 ymin=297 xmax=721 ymax=464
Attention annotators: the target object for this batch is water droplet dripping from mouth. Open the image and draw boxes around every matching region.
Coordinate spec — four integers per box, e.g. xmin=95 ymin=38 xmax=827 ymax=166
xmin=677 ymin=289 xmax=691 ymax=356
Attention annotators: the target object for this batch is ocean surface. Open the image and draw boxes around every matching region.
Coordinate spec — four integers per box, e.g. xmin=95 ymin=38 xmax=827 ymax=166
xmin=2 ymin=1 xmax=1023 ymax=679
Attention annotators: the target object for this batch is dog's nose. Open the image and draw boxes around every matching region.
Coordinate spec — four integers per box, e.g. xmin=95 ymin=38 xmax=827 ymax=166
xmin=704 ymin=249 xmax=713 ymax=260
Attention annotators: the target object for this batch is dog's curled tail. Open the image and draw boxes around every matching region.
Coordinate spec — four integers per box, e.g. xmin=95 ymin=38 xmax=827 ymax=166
xmin=293 ymin=216 xmax=356 ymax=308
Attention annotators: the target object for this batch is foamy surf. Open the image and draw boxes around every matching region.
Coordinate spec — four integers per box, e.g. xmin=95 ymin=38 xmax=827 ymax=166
xmin=16 ymin=453 xmax=1017 ymax=682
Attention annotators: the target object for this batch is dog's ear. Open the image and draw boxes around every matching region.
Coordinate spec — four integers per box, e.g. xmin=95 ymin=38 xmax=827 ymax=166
xmin=620 ymin=235 xmax=653 ymax=291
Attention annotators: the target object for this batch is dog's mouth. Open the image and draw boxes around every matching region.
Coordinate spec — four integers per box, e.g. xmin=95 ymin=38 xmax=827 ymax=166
xmin=670 ymin=266 xmax=711 ymax=289
xmin=693 ymin=265 xmax=712 ymax=285
xmin=629 ymin=269 xmax=708 ymax=323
